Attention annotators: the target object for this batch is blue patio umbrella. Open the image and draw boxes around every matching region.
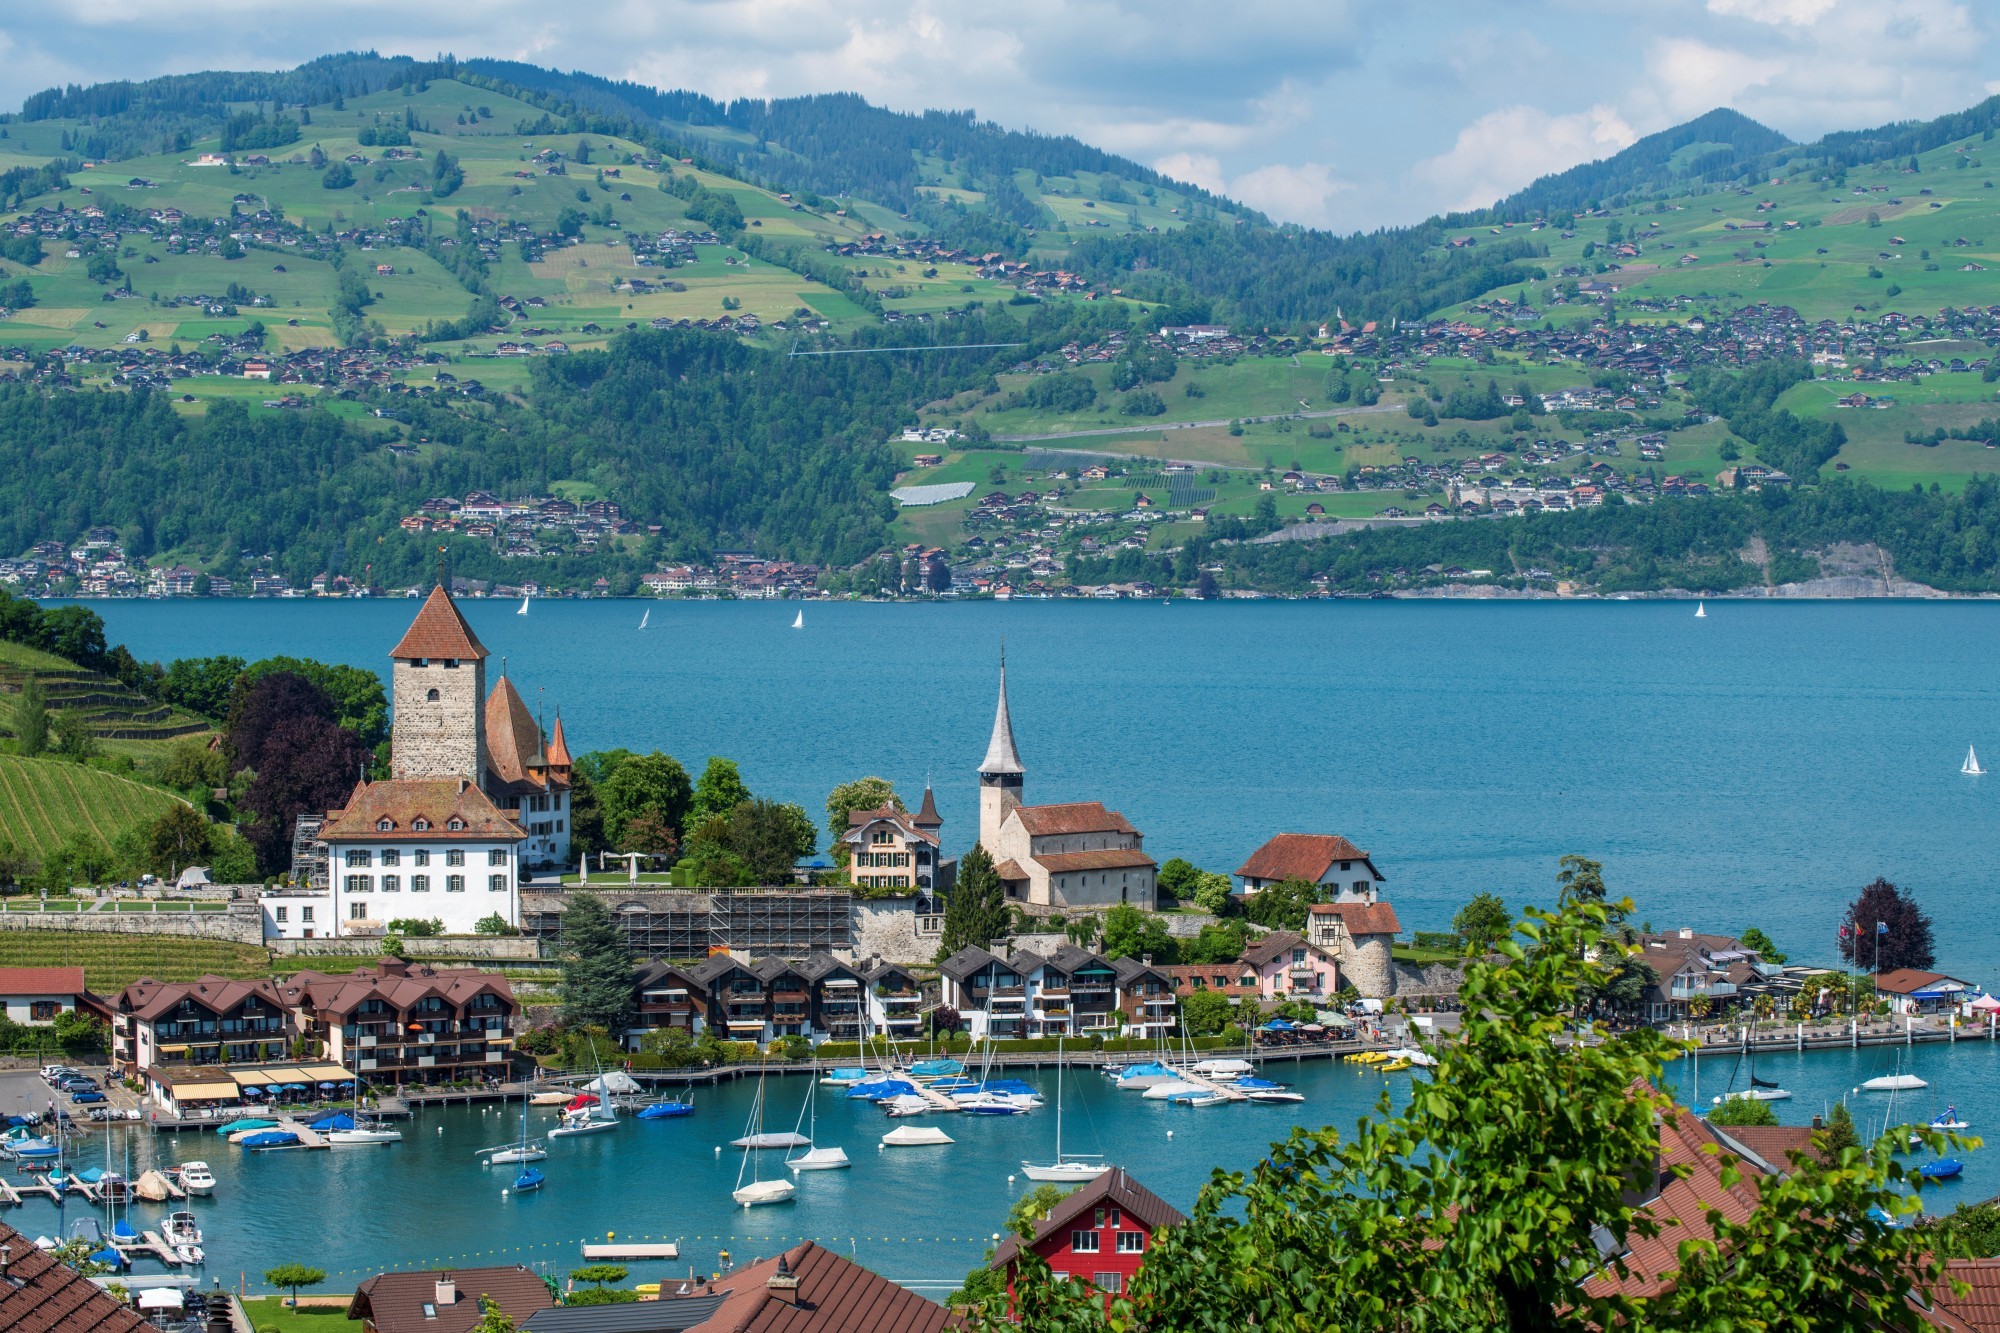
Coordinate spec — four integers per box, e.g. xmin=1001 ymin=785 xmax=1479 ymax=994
xmin=317 ymin=1082 xmax=336 ymax=1090
xmin=282 ymin=1083 xmax=307 ymax=1092
xmin=1262 ymin=1018 xmax=1295 ymax=1031
xmin=242 ymin=1086 xmax=264 ymax=1097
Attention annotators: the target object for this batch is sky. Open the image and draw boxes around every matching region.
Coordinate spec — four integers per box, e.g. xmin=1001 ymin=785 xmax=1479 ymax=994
xmin=1 ymin=0 xmax=1996 ymax=233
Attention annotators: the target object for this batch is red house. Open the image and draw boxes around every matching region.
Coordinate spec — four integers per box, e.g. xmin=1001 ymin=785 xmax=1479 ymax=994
xmin=989 ymin=1168 xmax=1185 ymax=1314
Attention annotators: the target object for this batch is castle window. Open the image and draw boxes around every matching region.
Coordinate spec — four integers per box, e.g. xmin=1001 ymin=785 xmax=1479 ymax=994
xmin=414 ymin=850 xmax=430 ymax=866
xmin=447 ymin=875 xmax=465 ymax=892
xmin=345 ymin=850 xmax=370 ymax=867
xmin=446 ymin=849 xmax=466 ymax=867
xmin=381 ymin=850 xmax=399 ymax=867
xmin=411 ymin=875 xmax=430 ymax=892
xmin=448 ymin=819 xmax=465 ymax=832
xmin=413 ymin=658 xmax=429 ymax=667
xmin=426 ymin=689 xmax=439 ymax=702
xmin=381 ymin=875 xmax=400 ymax=892
xmin=376 ymin=819 xmax=393 ymax=832
xmin=344 ymin=875 xmax=370 ymax=893
xmin=488 ymin=850 xmax=506 ymax=867
xmin=489 ymin=875 xmax=506 ymax=893
xmin=413 ymin=818 xmax=431 ymax=833
xmin=444 ymin=658 xmax=459 ymax=669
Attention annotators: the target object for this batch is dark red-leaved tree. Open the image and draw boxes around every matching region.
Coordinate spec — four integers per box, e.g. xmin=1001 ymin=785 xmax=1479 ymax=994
xmin=242 ymin=714 xmax=369 ymax=876
xmin=226 ymin=671 xmax=337 ymax=774
xmin=1837 ymin=877 xmax=1936 ymax=973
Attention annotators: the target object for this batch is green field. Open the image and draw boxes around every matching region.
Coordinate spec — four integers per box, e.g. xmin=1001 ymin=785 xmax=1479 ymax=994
xmin=240 ymin=1298 xmax=356 ymax=1332
xmin=0 ymin=755 xmax=184 ymax=856
xmin=0 ymin=931 xmax=272 ymax=991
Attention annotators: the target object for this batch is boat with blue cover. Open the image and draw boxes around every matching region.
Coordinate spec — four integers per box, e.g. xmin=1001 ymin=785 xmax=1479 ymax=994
xmin=637 ymin=1098 xmax=695 ymax=1119
xmin=819 ymin=1067 xmax=869 ymax=1088
xmin=1917 ymin=1158 xmax=1965 ymax=1180
xmin=908 ymin=1059 xmax=964 ymax=1080
xmin=513 ymin=1166 xmax=545 ymax=1192
xmin=214 ymin=1119 xmax=278 ymax=1136
xmin=847 ymin=1078 xmax=917 ymax=1101
xmin=240 ymin=1131 xmax=299 ymax=1149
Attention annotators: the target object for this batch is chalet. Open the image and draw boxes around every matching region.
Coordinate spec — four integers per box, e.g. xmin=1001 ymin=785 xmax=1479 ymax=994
xmin=1236 ymin=833 xmax=1384 ymax=897
xmin=990 ymin=1168 xmax=1186 ymax=1313
xmin=1632 ymin=930 xmax=1779 ymax=1023
xmin=1239 ymin=929 xmax=1340 ymax=1001
xmin=1111 ymin=957 xmax=1177 ymax=1036
xmin=939 ymin=947 xmax=1028 ymax=1039
xmin=351 ymin=1266 xmax=554 ymax=1333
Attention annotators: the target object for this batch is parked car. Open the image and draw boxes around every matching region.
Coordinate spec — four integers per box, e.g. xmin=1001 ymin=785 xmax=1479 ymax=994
xmin=40 ymin=1065 xmax=76 ymax=1081
xmin=69 ymin=1090 xmax=106 ymax=1105
xmin=59 ymin=1079 xmax=99 ymax=1094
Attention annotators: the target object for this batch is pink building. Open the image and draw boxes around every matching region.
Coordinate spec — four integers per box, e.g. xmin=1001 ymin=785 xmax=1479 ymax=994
xmin=1238 ymin=929 xmax=1340 ymax=1002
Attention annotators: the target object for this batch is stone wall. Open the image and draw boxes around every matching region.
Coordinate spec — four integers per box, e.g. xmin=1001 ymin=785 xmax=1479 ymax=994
xmin=1334 ymin=937 xmax=1396 ymax=999
xmin=269 ymin=936 xmax=542 ymax=962
xmin=390 ymin=655 xmax=486 ymax=782
xmin=0 ymin=903 xmax=264 ymax=944
xmin=847 ymin=897 xmax=942 ymax=966
xmin=1393 ymin=960 xmax=1467 ymax=999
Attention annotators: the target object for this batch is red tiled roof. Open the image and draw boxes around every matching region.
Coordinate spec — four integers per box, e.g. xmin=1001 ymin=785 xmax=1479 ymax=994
xmin=283 ymin=961 xmax=514 ymax=1020
xmin=694 ymin=1240 xmax=951 ymax=1332
xmin=1309 ymin=900 xmax=1403 ymax=937
xmin=1011 ymin=802 xmax=1137 ymax=836
xmin=114 ymin=975 xmax=286 ymax=1024
xmin=991 ymin=1167 xmax=1186 ymax=1269
xmin=318 ymin=778 xmax=526 ymax=843
xmin=484 ymin=676 xmax=548 ymax=791
xmin=350 ymin=1265 xmax=553 ymax=1333
xmin=0 ymin=1217 xmax=148 ymax=1332
xmin=1236 ymin=833 xmax=1379 ymax=883
xmin=843 ymin=805 xmax=939 ymax=848
xmin=993 ymin=859 xmax=1027 ymax=882
xmin=1581 ymin=1104 xmax=1764 ymax=1301
xmin=545 ymin=715 xmax=572 ymax=769
xmin=1874 ymin=968 xmax=1960 ymax=995
xmin=388 ymin=585 xmax=488 ymax=661
xmin=0 ymin=967 xmax=86 ymax=997
xmin=1031 ymin=848 xmax=1156 ymax=873
xmin=1926 ymin=1257 xmax=2000 ymax=1331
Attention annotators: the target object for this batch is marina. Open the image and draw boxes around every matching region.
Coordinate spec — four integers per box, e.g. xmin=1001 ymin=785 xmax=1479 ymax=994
xmin=0 ymin=1035 xmax=1987 ymax=1291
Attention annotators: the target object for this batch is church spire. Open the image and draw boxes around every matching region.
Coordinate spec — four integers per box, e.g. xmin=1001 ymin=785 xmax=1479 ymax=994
xmin=978 ymin=652 xmax=1025 ymax=776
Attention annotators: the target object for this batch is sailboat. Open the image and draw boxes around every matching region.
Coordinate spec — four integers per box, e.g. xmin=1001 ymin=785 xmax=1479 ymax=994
xmin=1718 ymin=1031 xmax=1791 ymax=1102
xmin=791 ymin=608 xmax=804 ymax=629
xmin=785 ymin=1079 xmax=850 ymax=1173
xmin=638 ymin=607 xmax=650 ymax=631
xmin=549 ymin=1053 xmax=621 ymax=1137
xmin=518 ymin=591 xmax=530 ymax=615
xmin=731 ymin=1073 xmax=798 ymax=1207
xmin=512 ymin=1165 xmax=545 ymax=1192
xmin=481 ymin=1087 xmax=548 ymax=1165
xmin=1695 ymin=600 xmax=1707 ymax=618
xmin=1965 ymin=745 xmax=1985 ymax=776
xmin=1021 ymin=1040 xmax=1109 ymax=1183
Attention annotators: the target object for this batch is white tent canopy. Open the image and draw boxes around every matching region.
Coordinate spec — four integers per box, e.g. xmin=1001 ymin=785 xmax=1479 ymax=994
xmin=138 ymin=1289 xmax=184 ymax=1311
xmin=173 ymin=866 xmax=212 ymax=890
xmin=586 ymin=1071 xmax=641 ymax=1095
xmin=1970 ymin=992 xmax=2000 ymax=1012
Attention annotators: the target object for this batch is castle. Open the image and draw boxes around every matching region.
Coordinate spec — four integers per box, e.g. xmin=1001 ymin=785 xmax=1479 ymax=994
xmin=265 ymin=584 xmax=573 ymax=940
xmin=976 ymin=660 xmax=1157 ymax=912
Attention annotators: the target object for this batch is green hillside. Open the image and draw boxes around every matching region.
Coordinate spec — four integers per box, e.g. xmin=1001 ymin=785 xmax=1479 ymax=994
xmin=0 ymin=753 xmax=185 ymax=857
xmin=0 ymin=641 xmax=215 ymax=761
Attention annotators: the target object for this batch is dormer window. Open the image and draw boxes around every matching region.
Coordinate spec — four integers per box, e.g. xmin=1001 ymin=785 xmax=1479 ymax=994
xmin=376 ymin=818 xmax=394 ymax=832
xmin=413 ymin=818 xmax=431 ymax=832
xmin=447 ymin=818 xmax=465 ymax=832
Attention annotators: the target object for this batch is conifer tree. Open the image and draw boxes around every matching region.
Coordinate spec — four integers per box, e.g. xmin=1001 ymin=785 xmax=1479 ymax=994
xmin=939 ymin=843 xmax=1008 ymax=959
xmin=557 ymin=892 xmax=635 ymax=1034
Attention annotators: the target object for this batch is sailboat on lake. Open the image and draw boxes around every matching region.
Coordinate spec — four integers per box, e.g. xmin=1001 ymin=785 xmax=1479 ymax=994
xmin=785 ymin=1078 xmax=850 ymax=1173
xmin=1695 ymin=600 xmax=1707 ymax=618
xmin=518 ymin=591 xmax=530 ymax=615
xmin=638 ymin=608 xmax=650 ymax=631
xmin=480 ymin=1086 xmax=547 ymax=1165
xmin=791 ymin=608 xmax=804 ymax=629
xmin=1021 ymin=1039 xmax=1109 ymax=1183
xmin=1965 ymin=746 xmax=1985 ymax=776
xmin=732 ymin=1072 xmax=798 ymax=1207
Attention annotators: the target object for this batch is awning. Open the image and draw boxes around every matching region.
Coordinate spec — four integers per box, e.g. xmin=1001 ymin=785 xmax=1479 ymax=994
xmin=229 ymin=1071 xmax=280 ymax=1087
xmin=302 ymin=1064 xmax=352 ymax=1081
xmin=156 ymin=1045 xmax=189 ymax=1056
xmin=169 ymin=1083 xmax=239 ymax=1100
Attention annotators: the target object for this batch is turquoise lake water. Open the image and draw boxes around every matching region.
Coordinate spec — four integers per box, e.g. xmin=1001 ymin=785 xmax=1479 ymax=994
xmin=37 ymin=598 xmax=2000 ymax=1287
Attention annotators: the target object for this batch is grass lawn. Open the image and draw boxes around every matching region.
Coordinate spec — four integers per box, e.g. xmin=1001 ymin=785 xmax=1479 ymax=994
xmin=240 ymin=1297 xmax=357 ymax=1333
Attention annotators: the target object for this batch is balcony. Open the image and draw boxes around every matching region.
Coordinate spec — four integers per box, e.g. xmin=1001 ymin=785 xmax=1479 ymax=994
xmin=1038 ymin=985 xmax=1071 ymax=1000
xmin=417 ymin=1055 xmax=436 ymax=1068
xmin=772 ymin=989 xmax=808 ymax=1004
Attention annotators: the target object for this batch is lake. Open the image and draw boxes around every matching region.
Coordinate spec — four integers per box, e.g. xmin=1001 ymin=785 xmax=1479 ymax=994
xmin=77 ymin=597 xmax=2000 ymax=982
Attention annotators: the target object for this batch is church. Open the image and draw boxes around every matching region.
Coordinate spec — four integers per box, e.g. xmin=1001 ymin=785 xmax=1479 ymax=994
xmin=266 ymin=584 xmax=574 ymax=939
xmin=977 ymin=661 xmax=1157 ymax=912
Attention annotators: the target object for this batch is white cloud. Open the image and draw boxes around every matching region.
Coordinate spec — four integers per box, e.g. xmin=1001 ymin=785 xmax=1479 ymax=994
xmin=1227 ymin=162 xmax=1351 ymax=226
xmin=1412 ymin=104 xmax=1638 ymax=214
xmin=1153 ymin=152 xmax=1226 ymax=195
xmin=1706 ymin=0 xmax=1840 ymax=25
xmin=1646 ymin=38 xmax=1784 ymax=118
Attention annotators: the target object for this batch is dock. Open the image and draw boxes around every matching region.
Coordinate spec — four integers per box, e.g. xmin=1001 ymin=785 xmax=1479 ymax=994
xmin=1170 ymin=1070 xmax=1248 ymax=1102
xmin=907 ymin=1081 xmax=961 ymax=1114
xmin=112 ymin=1229 xmax=188 ymax=1267
xmin=581 ymin=1241 xmax=680 ymax=1260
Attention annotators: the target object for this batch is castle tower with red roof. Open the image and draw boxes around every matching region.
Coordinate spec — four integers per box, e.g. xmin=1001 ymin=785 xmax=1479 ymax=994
xmin=388 ymin=584 xmax=490 ymax=783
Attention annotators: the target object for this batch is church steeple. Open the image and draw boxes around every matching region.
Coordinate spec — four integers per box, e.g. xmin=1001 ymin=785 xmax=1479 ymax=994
xmin=979 ymin=654 xmax=1025 ymax=777
xmin=978 ymin=653 xmax=1025 ymax=850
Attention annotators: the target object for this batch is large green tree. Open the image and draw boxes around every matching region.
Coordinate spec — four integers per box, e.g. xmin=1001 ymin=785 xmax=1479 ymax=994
xmin=598 ymin=751 xmax=692 ymax=848
xmin=1452 ymin=892 xmax=1512 ymax=952
xmin=982 ymin=895 xmax=1945 ymax=1331
xmin=1101 ymin=901 xmax=1176 ymax=962
xmin=11 ymin=677 xmax=47 ymax=756
xmin=688 ymin=757 xmax=752 ymax=826
xmin=557 ymin=892 xmax=635 ymax=1034
xmin=1241 ymin=878 xmax=1321 ymax=932
xmin=825 ymin=776 xmax=902 ymax=838
xmin=939 ymin=843 xmax=1009 ymax=958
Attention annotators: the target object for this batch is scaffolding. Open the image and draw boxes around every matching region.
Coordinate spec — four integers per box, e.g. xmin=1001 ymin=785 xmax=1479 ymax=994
xmin=523 ymin=888 xmax=853 ymax=958
xmin=290 ymin=815 xmax=329 ymax=890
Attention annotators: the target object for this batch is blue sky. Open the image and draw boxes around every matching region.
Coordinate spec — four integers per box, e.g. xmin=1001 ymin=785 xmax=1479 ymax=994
xmin=2 ymin=0 xmax=1994 ymax=231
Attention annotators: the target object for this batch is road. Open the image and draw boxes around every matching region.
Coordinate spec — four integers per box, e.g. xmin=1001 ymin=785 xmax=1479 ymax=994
xmin=990 ymin=402 xmax=1402 ymax=445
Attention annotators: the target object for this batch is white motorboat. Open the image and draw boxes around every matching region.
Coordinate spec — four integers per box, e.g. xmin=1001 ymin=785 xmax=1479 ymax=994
xmin=177 ymin=1162 xmax=215 ymax=1196
xmin=1719 ymin=1087 xmax=1793 ymax=1103
xmin=1168 ymin=1090 xmax=1229 ymax=1108
xmin=327 ymin=1123 xmax=403 ymax=1146
xmin=1142 ymin=1081 xmax=1202 ymax=1101
xmin=1382 ymin=1048 xmax=1439 ymax=1069
xmin=1243 ymin=1088 xmax=1307 ymax=1104
xmin=732 ymin=1072 xmax=797 ymax=1206
xmin=882 ymin=1125 xmax=953 ymax=1147
xmin=1190 ymin=1058 xmax=1252 ymax=1078
xmin=881 ymin=1094 xmax=933 ymax=1118
xmin=1862 ymin=1074 xmax=1928 ymax=1092
xmin=162 ymin=1211 xmax=201 ymax=1248
xmin=733 ymin=1131 xmax=812 ymax=1149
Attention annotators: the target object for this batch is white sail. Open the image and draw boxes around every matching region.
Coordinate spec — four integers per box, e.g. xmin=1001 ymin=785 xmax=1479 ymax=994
xmin=638 ymin=608 xmax=649 ymax=630
xmin=518 ymin=593 xmax=530 ymax=615
xmin=792 ymin=609 xmax=804 ymax=629
xmin=1695 ymin=600 xmax=1706 ymax=618
xmin=1965 ymin=745 xmax=1985 ymax=776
